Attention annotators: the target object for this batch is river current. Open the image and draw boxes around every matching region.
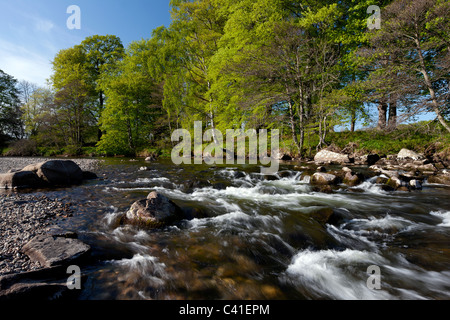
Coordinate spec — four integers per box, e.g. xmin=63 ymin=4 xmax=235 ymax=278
xmin=35 ymin=159 xmax=450 ymax=300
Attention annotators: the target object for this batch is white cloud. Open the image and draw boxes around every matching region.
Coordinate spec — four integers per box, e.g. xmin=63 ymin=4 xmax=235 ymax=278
xmin=35 ymin=18 xmax=55 ymax=33
xmin=0 ymin=39 xmax=52 ymax=86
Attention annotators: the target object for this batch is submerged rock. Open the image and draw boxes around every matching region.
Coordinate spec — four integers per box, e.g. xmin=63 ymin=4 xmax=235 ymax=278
xmin=124 ymin=192 xmax=185 ymax=229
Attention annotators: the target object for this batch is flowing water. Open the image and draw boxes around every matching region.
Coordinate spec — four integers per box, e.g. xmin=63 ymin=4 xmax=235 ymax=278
xmin=22 ymin=159 xmax=450 ymax=300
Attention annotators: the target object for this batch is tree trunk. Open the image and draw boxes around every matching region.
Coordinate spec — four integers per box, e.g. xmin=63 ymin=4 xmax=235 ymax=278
xmin=350 ymin=109 xmax=356 ymax=132
xmin=377 ymin=101 xmax=388 ymax=130
xmin=98 ymin=90 xmax=104 ymax=142
xmin=415 ymin=38 xmax=450 ymax=133
xmin=287 ymin=100 xmax=301 ymax=152
xmin=388 ymin=99 xmax=397 ymax=130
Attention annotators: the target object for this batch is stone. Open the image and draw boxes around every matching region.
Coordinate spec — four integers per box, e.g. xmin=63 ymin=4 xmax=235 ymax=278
xmin=311 ymin=172 xmax=339 ymax=185
xmin=0 ymin=267 xmax=80 ymax=301
xmin=397 ymin=149 xmax=424 ymax=161
xmin=21 ymin=160 xmax=84 ymax=186
xmin=125 ymin=192 xmax=185 ymax=229
xmin=82 ymin=171 xmax=98 ymax=180
xmin=22 ymin=235 xmax=91 ymax=268
xmin=409 ymin=179 xmax=422 ymax=190
xmin=314 ymin=150 xmax=350 ymax=165
xmin=276 ymin=152 xmax=292 ymax=161
xmin=427 ymin=173 xmax=450 ymax=185
xmin=417 ymin=163 xmax=437 ymax=172
xmin=0 ymin=171 xmax=43 ymax=189
xmin=343 ymin=172 xmax=363 ymax=186
xmin=356 ymin=154 xmax=380 ymax=166
xmin=386 ymin=177 xmax=402 ymax=189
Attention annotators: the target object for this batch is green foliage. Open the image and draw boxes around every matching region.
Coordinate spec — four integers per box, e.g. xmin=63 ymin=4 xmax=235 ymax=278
xmin=7 ymin=0 xmax=447 ymax=158
xmin=0 ymin=69 xmax=23 ymax=142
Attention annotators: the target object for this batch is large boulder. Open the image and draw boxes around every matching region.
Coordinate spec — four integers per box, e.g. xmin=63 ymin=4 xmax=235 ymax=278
xmin=397 ymin=149 xmax=424 ymax=161
xmin=21 ymin=160 xmax=84 ymax=186
xmin=0 ymin=171 xmax=43 ymax=189
xmin=314 ymin=150 xmax=351 ymax=165
xmin=124 ymin=192 xmax=185 ymax=229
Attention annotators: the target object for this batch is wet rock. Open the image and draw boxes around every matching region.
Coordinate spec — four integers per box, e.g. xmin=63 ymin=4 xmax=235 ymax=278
xmin=124 ymin=192 xmax=185 ymax=229
xmin=22 ymin=235 xmax=91 ymax=268
xmin=314 ymin=150 xmax=351 ymax=165
xmin=82 ymin=171 xmax=98 ymax=180
xmin=0 ymin=171 xmax=43 ymax=189
xmin=343 ymin=171 xmax=364 ymax=187
xmin=386 ymin=177 xmax=402 ymax=190
xmin=355 ymin=154 xmax=381 ymax=166
xmin=310 ymin=208 xmax=335 ymax=225
xmin=312 ymin=185 xmax=334 ymax=194
xmin=0 ymin=264 xmax=87 ymax=301
xmin=311 ymin=173 xmax=339 ymax=185
xmin=397 ymin=149 xmax=424 ymax=161
xmin=409 ymin=180 xmax=422 ymax=190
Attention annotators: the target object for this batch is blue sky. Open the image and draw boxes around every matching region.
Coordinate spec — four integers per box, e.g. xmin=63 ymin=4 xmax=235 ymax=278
xmin=0 ymin=0 xmax=172 ymax=87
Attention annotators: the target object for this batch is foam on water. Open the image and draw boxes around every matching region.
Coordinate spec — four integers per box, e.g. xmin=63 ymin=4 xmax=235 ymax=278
xmin=430 ymin=211 xmax=450 ymax=227
xmin=285 ymin=249 xmax=393 ymax=300
xmin=111 ymin=254 xmax=168 ymax=287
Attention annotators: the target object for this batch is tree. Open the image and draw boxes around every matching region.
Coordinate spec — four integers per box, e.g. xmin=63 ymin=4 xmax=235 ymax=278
xmin=369 ymin=0 xmax=450 ymax=133
xmin=209 ymin=1 xmax=344 ymax=157
xmin=80 ymin=35 xmax=125 ymax=140
xmin=0 ymin=69 xmax=23 ymax=141
xmin=163 ymin=0 xmax=228 ymax=140
xmin=22 ymin=87 xmax=54 ymax=137
xmin=51 ymin=35 xmax=125 ymax=144
xmin=97 ymin=40 xmax=165 ymax=155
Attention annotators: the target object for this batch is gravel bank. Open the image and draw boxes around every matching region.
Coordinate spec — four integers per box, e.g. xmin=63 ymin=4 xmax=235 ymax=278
xmin=0 ymin=194 xmax=74 ymax=276
xmin=0 ymin=157 xmax=102 ymax=174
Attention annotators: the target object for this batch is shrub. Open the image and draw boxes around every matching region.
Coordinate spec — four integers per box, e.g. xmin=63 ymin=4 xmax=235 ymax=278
xmin=3 ymin=139 xmax=38 ymax=156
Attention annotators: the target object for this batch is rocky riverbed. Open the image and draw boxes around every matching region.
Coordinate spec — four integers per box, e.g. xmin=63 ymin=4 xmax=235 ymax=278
xmin=0 ymin=157 xmax=101 ymax=276
xmin=0 ymin=194 xmax=74 ymax=275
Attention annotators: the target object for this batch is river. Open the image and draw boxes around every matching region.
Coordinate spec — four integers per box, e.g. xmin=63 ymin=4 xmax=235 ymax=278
xmin=22 ymin=158 xmax=450 ymax=300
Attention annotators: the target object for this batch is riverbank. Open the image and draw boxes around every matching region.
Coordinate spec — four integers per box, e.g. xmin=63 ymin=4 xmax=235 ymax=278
xmin=0 ymin=194 xmax=74 ymax=276
xmin=0 ymin=157 xmax=101 ymax=276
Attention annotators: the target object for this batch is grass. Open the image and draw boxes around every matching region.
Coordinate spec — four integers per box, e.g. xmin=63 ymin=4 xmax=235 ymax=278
xmin=286 ymin=121 xmax=450 ymax=158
